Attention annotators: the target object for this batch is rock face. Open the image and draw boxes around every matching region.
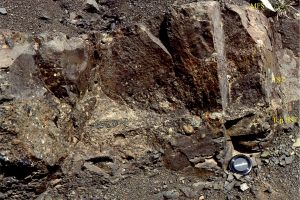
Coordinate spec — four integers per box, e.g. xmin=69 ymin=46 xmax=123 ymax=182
xmin=0 ymin=31 xmax=94 ymax=166
xmin=221 ymin=5 xmax=286 ymax=155
xmin=0 ymin=1 xmax=298 ymax=199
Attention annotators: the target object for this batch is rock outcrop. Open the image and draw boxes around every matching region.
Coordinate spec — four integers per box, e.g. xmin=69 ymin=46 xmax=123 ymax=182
xmin=0 ymin=1 xmax=299 ymax=199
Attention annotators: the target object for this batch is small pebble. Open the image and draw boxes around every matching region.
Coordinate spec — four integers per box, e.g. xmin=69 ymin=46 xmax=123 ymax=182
xmin=261 ymin=151 xmax=270 ymax=158
xmin=224 ymin=180 xmax=236 ymax=191
xmin=233 ymin=173 xmax=243 ymax=180
xmin=285 ymin=156 xmax=294 ymax=164
xmin=265 ymin=186 xmax=273 ymax=193
xmin=163 ymin=190 xmax=180 ymax=199
xmin=240 ymin=183 xmax=249 ymax=191
xmin=183 ymin=124 xmax=194 ymax=135
xmin=279 ymin=160 xmax=286 ymax=166
xmin=0 ymin=8 xmax=7 ymax=15
xmin=199 ymin=195 xmax=205 ymax=200
xmin=292 ymin=137 xmax=300 ymax=147
xmin=227 ymin=174 xmax=234 ymax=181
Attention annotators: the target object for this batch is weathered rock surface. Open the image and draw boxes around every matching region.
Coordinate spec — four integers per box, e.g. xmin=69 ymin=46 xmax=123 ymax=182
xmin=0 ymin=1 xmax=299 ymax=199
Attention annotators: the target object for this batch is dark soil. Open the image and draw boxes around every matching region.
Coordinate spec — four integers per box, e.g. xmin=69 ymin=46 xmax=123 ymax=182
xmin=0 ymin=0 xmax=198 ymax=36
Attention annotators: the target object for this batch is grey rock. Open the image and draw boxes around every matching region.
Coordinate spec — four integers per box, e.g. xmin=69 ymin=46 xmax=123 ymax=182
xmin=251 ymin=157 xmax=262 ymax=167
xmin=235 ymin=181 xmax=242 ymax=187
xmin=4 ymin=37 xmax=14 ymax=48
xmin=213 ymin=182 xmax=223 ymax=190
xmin=265 ymin=186 xmax=273 ymax=193
xmin=84 ymin=0 xmax=100 ymax=12
xmin=189 ymin=115 xmax=202 ymax=128
xmin=38 ymin=12 xmax=51 ymax=20
xmin=261 ymin=122 xmax=270 ymax=130
xmin=279 ymin=160 xmax=286 ymax=166
xmin=69 ymin=12 xmax=78 ymax=21
xmin=262 ymin=159 xmax=270 ymax=164
xmin=179 ymin=186 xmax=196 ymax=198
xmin=50 ymin=178 xmax=61 ymax=186
xmin=227 ymin=174 xmax=234 ymax=181
xmin=279 ymin=154 xmax=286 ymax=161
xmin=83 ymin=162 xmax=104 ymax=175
xmin=153 ymin=193 xmax=164 ymax=199
xmin=189 ymin=156 xmax=204 ymax=164
xmin=285 ymin=156 xmax=294 ymax=164
xmin=282 ymin=150 xmax=290 ymax=156
xmin=233 ymin=173 xmax=243 ymax=180
xmin=224 ymin=180 xmax=236 ymax=191
xmin=261 ymin=151 xmax=271 ymax=158
xmin=226 ymin=195 xmax=234 ymax=200
xmin=244 ymin=175 xmax=252 ymax=181
xmin=271 ymin=157 xmax=279 ymax=165
xmin=195 ymin=158 xmax=219 ymax=171
xmin=256 ymin=157 xmax=262 ymax=166
xmin=0 ymin=8 xmax=7 ymax=15
xmin=0 ymin=192 xmax=6 ymax=200
xmin=163 ymin=190 xmax=180 ymax=199
xmin=193 ymin=181 xmax=212 ymax=190
xmin=251 ymin=186 xmax=259 ymax=197
xmin=35 ymin=192 xmax=53 ymax=200
xmin=153 ymin=153 xmax=160 ymax=159
xmin=240 ymin=183 xmax=249 ymax=191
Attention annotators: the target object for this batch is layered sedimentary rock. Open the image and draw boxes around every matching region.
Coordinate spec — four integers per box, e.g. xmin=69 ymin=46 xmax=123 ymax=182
xmin=0 ymin=1 xmax=298 ymax=199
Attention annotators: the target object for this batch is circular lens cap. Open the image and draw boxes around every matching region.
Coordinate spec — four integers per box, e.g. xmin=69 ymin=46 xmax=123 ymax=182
xmin=229 ymin=154 xmax=252 ymax=175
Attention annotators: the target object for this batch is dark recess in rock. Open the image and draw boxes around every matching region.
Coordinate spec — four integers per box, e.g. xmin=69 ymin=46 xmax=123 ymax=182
xmin=224 ymin=113 xmax=255 ymax=129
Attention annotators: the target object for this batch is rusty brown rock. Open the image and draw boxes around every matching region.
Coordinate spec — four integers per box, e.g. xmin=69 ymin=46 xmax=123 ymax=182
xmin=97 ymin=1 xmax=227 ymax=114
xmin=224 ymin=5 xmax=280 ymax=112
xmin=162 ymin=2 xmax=227 ymax=112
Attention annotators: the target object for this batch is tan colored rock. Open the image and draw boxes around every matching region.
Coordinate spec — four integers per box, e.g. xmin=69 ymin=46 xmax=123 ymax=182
xmin=195 ymin=158 xmax=219 ymax=171
xmin=292 ymin=137 xmax=300 ymax=148
xmin=199 ymin=195 xmax=205 ymax=200
xmin=183 ymin=124 xmax=194 ymax=135
xmin=83 ymin=162 xmax=104 ymax=174
xmin=240 ymin=183 xmax=250 ymax=191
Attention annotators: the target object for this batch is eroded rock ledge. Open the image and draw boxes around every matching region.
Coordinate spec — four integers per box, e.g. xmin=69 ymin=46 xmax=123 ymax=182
xmin=0 ymin=2 xmax=299 ymax=199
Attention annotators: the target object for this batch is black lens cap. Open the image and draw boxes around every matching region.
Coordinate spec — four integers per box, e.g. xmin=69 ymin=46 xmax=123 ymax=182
xmin=229 ymin=154 xmax=252 ymax=175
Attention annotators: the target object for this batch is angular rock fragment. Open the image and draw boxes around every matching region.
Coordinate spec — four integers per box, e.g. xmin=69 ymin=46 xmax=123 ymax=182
xmin=163 ymin=190 xmax=180 ymax=199
xmin=34 ymin=32 xmax=94 ymax=103
xmin=293 ymin=137 xmax=300 ymax=147
xmin=0 ymin=8 xmax=7 ymax=15
xmin=84 ymin=0 xmax=100 ymax=13
xmin=240 ymin=183 xmax=250 ymax=191
xmin=224 ymin=180 xmax=236 ymax=191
